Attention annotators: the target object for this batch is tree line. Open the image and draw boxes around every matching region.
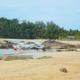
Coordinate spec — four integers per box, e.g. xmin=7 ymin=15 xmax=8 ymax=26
xmin=0 ymin=17 xmax=80 ymax=40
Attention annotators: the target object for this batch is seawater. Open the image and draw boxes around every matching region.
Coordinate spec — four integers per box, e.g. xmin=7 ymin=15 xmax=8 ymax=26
xmin=0 ymin=49 xmax=46 ymax=58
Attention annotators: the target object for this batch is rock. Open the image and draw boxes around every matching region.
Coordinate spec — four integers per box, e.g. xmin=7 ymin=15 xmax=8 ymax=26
xmin=60 ymin=67 xmax=68 ymax=73
xmin=0 ymin=40 xmax=13 ymax=49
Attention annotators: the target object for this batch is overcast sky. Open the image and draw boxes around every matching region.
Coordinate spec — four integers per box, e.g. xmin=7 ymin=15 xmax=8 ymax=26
xmin=0 ymin=0 xmax=80 ymax=30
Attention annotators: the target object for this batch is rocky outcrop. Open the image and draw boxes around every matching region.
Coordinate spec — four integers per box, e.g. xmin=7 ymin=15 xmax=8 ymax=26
xmin=0 ymin=40 xmax=13 ymax=49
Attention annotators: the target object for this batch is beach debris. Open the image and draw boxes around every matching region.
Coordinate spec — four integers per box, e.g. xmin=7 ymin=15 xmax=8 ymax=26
xmin=60 ymin=67 xmax=68 ymax=73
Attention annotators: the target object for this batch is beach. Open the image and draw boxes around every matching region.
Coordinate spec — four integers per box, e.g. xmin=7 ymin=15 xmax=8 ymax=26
xmin=0 ymin=0 xmax=79 ymax=79
xmin=0 ymin=40 xmax=80 ymax=80
xmin=0 ymin=51 xmax=80 ymax=80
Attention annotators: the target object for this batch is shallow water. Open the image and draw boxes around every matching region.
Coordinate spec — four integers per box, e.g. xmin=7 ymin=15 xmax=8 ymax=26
xmin=0 ymin=49 xmax=42 ymax=54
xmin=0 ymin=48 xmax=55 ymax=58
xmin=0 ymin=49 xmax=46 ymax=58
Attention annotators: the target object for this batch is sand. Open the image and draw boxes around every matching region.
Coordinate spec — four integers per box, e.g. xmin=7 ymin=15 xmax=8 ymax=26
xmin=58 ymin=40 xmax=80 ymax=45
xmin=0 ymin=51 xmax=80 ymax=80
xmin=0 ymin=39 xmax=80 ymax=80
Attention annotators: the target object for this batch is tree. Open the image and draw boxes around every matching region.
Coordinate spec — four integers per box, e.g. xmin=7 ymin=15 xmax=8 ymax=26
xmin=0 ymin=17 xmax=79 ymax=40
xmin=46 ymin=21 xmax=60 ymax=39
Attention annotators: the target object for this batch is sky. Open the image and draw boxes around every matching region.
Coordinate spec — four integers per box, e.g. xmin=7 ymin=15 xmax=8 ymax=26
xmin=0 ymin=0 xmax=80 ymax=30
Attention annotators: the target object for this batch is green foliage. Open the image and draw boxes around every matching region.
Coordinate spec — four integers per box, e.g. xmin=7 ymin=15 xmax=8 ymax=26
xmin=0 ymin=17 xmax=80 ymax=40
